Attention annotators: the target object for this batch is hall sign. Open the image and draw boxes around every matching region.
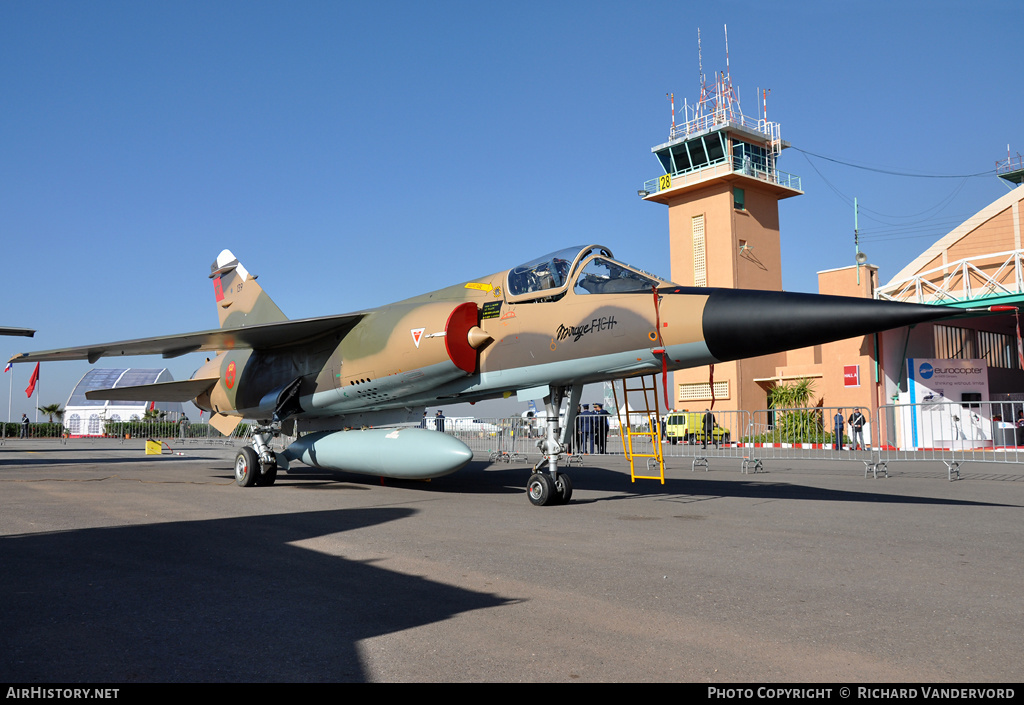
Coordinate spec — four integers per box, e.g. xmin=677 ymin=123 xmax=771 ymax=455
xmin=843 ymin=365 xmax=860 ymax=387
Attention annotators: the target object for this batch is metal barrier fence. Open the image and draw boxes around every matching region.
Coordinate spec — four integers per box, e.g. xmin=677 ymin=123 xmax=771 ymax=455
xmin=0 ymin=418 xmax=250 ymax=445
xmin=0 ymin=421 xmax=67 ymax=443
xmin=875 ymin=400 xmax=1024 ymax=479
xmin=423 ymin=412 xmax=759 ymax=469
xmin=421 ymin=409 xmax=853 ymax=473
xmin=8 ymin=405 xmax=1024 ymax=480
xmin=425 ymin=406 xmax=1024 ymax=481
xmin=659 ymin=409 xmax=761 ymax=472
xmin=740 ymin=406 xmax=876 ymax=471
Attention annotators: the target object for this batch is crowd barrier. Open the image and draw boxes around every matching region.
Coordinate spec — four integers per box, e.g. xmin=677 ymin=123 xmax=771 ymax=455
xmin=8 ymin=404 xmax=1024 ymax=480
xmin=424 ymin=405 xmax=1024 ymax=481
xmin=875 ymin=400 xmax=1024 ymax=480
xmin=1 ymin=417 xmax=249 ymax=446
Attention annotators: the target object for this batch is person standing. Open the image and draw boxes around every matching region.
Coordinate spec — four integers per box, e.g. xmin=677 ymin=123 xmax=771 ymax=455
xmin=574 ymin=404 xmax=584 ymax=454
xmin=434 ymin=410 xmax=446 ymax=433
xmin=20 ymin=413 xmax=29 ymax=438
xmin=848 ymin=408 xmax=866 ymax=450
xmin=833 ymin=409 xmax=845 ymax=450
xmin=593 ymin=403 xmax=610 ymax=454
xmin=584 ymin=404 xmax=599 ymax=453
xmin=702 ymin=409 xmax=715 ymax=449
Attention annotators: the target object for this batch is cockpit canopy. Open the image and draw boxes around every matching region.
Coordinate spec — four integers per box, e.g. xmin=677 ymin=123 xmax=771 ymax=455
xmin=505 ymin=245 xmax=667 ymax=303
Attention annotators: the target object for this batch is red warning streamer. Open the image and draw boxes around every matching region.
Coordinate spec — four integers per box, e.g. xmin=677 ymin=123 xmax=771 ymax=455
xmin=651 ymin=287 xmax=670 ymax=409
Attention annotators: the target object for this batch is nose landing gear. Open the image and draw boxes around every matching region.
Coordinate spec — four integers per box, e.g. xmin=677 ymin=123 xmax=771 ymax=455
xmin=525 ymin=385 xmax=578 ymax=506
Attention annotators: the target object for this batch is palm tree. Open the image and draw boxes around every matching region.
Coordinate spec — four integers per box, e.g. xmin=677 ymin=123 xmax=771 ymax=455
xmin=767 ymin=378 xmax=821 ymax=443
xmin=767 ymin=378 xmax=816 ymax=409
xmin=38 ymin=403 xmax=64 ymax=424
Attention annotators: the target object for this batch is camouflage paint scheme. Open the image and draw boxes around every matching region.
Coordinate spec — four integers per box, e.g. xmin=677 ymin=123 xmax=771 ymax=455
xmin=190 ymin=245 xmax=709 ymax=430
xmin=9 ymin=244 xmax=958 ymax=438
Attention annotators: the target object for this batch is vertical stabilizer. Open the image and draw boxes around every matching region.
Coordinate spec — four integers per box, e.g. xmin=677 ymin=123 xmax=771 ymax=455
xmin=210 ymin=250 xmax=288 ymax=328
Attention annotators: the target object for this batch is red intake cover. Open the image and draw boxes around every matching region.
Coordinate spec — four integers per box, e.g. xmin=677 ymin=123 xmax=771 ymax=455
xmin=444 ymin=302 xmax=480 ymax=374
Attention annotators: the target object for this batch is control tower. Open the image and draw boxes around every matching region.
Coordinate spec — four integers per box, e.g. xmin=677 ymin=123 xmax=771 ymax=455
xmin=997 ymin=151 xmax=1024 ymax=186
xmin=641 ymin=30 xmax=803 ymax=413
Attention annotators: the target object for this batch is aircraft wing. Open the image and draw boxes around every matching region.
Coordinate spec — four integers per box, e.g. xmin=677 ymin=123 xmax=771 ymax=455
xmin=0 ymin=327 xmax=35 ymax=337
xmin=85 ymin=377 xmax=220 ymax=402
xmin=8 ymin=313 xmax=366 ymax=364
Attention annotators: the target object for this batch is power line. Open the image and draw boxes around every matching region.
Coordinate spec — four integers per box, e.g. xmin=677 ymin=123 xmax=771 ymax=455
xmin=796 ymin=151 xmax=968 ymax=227
xmin=793 ymin=147 xmax=996 ymax=179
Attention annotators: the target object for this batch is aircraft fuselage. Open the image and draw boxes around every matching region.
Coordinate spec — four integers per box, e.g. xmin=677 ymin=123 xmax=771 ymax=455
xmin=195 ymin=249 xmax=697 ymax=426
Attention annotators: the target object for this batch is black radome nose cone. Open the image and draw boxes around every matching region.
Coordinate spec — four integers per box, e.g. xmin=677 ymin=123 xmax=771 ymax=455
xmin=699 ymin=289 xmax=959 ymax=363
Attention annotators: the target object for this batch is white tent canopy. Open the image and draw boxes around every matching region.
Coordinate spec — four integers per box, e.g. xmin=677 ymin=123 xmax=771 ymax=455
xmin=64 ymin=368 xmax=185 ymax=436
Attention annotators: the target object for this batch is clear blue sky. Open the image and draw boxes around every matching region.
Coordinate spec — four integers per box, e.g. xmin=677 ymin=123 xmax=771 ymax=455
xmin=2 ymin=0 xmax=1021 ymax=421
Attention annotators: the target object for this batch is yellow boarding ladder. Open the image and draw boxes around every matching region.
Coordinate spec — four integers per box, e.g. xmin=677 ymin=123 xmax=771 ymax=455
xmin=611 ymin=375 xmax=665 ymax=484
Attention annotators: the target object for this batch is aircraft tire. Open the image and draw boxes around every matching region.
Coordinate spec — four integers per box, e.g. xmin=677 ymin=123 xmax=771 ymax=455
xmin=554 ymin=473 xmax=573 ymax=505
xmin=235 ymin=447 xmax=260 ymax=488
xmin=258 ymin=458 xmax=278 ymax=487
xmin=526 ymin=473 xmax=555 ymax=506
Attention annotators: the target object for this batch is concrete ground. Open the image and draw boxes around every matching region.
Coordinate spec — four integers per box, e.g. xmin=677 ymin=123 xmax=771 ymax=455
xmin=1 ymin=438 xmax=1021 ymax=683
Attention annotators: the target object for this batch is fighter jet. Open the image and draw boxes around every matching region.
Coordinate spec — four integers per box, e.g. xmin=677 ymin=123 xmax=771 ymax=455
xmin=9 ymin=245 xmax=960 ymax=505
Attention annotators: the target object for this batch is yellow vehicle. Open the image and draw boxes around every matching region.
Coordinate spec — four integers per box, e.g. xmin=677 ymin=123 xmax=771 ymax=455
xmin=663 ymin=411 xmax=730 ymax=445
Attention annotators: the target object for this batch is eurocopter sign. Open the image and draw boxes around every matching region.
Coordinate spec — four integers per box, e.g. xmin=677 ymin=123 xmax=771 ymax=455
xmin=908 ymin=359 xmax=988 ymax=397
xmin=904 ymin=358 xmax=990 ymax=450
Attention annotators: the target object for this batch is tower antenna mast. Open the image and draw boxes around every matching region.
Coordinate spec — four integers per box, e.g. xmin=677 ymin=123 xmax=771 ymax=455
xmin=724 ymin=23 xmax=731 ymax=114
xmin=697 ymin=27 xmax=704 ymax=87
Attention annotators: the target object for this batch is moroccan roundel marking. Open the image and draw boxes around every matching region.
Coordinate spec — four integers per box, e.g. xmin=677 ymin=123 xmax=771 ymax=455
xmin=225 ymin=361 xmax=236 ymax=389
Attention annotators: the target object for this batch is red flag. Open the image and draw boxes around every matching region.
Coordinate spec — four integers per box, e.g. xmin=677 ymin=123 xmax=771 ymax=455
xmin=25 ymin=363 xmax=39 ymax=398
xmin=149 ymin=400 xmax=156 ymax=411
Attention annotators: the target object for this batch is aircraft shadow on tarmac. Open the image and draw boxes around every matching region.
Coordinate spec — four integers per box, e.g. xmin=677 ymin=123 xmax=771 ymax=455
xmin=0 ymin=507 xmax=512 ymax=683
xmin=267 ymin=460 xmax=1019 ymax=508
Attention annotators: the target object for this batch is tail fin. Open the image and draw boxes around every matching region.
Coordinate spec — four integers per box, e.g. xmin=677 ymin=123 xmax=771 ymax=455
xmin=210 ymin=249 xmax=288 ymax=328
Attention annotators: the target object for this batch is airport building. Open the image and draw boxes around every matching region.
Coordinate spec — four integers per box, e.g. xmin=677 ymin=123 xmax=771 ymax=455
xmin=640 ymin=58 xmax=1024 ymax=419
xmin=63 ymin=368 xmax=185 ymax=436
xmin=875 ymin=165 xmax=1024 ymax=407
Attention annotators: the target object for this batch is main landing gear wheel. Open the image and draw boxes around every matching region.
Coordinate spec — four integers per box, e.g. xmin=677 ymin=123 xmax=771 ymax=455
xmin=258 ymin=454 xmax=278 ymax=486
xmin=526 ymin=472 xmax=572 ymax=506
xmin=553 ymin=473 xmax=572 ymax=505
xmin=235 ymin=447 xmax=260 ymax=487
xmin=527 ymin=473 xmax=554 ymax=506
